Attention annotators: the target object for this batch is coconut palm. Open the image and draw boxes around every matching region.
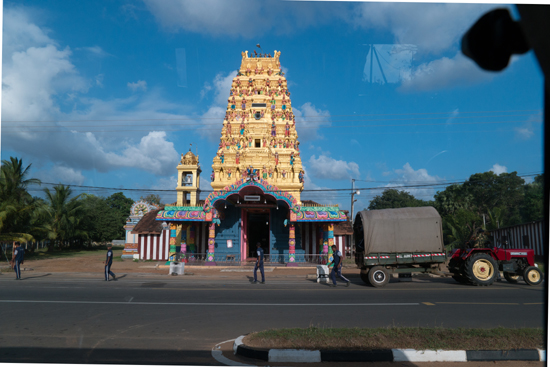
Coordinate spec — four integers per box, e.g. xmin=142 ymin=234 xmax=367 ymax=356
xmin=0 ymin=157 xmax=42 ymax=243
xmin=43 ymin=185 xmax=87 ymax=250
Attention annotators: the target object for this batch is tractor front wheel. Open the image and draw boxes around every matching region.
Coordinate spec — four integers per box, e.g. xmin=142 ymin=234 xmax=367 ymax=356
xmin=503 ymin=272 xmax=520 ymax=284
xmin=368 ymin=266 xmax=390 ymax=287
xmin=523 ymin=266 xmax=543 ymax=286
xmin=464 ymin=253 xmax=498 ymax=286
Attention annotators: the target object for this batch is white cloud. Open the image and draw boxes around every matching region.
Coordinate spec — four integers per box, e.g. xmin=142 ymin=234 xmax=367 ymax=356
xmin=79 ymin=45 xmax=111 ymax=58
xmin=143 ymin=0 xmax=348 ymax=37
xmin=514 ymin=113 xmax=542 ymax=140
xmin=96 ymin=74 xmax=104 ymax=88
xmin=150 ymin=175 xmax=178 ymax=204
xmin=127 ymin=80 xmax=147 ymax=92
xmin=2 ymin=43 xmax=88 ymax=124
xmin=36 ymin=165 xmax=86 ymax=185
xmin=105 ymin=131 xmax=179 ymax=175
xmin=386 ymin=163 xmax=441 ymax=199
xmin=196 ymin=70 xmax=237 ymax=141
xmin=199 ymin=106 xmax=225 ymax=141
xmin=212 ymin=71 xmax=237 ymax=106
xmin=294 ymin=103 xmax=331 ymax=141
xmin=515 ymin=125 xmax=535 ymax=140
xmin=490 ymin=164 xmax=507 ymax=175
xmin=352 ymin=3 xmax=498 ymax=56
xmin=399 ymin=52 xmax=495 ymax=92
xmin=308 ymin=154 xmax=360 ymax=180
xmin=1 ymin=7 xmax=186 ymax=179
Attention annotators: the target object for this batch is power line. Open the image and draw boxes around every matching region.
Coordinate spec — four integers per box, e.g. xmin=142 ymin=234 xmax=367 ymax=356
xmin=27 ymin=172 xmax=542 ymax=195
xmin=2 ymin=109 xmax=541 ymax=124
xmin=3 ymin=114 xmax=532 ymax=128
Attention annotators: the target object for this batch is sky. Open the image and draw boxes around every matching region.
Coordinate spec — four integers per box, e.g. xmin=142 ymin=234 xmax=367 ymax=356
xmin=1 ymin=0 xmax=544 ymax=214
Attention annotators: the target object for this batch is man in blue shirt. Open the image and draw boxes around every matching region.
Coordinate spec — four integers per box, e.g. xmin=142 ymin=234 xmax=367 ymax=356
xmin=251 ymin=242 xmax=265 ymax=284
xmin=328 ymin=245 xmax=350 ymax=287
xmin=10 ymin=242 xmax=24 ymax=280
xmin=104 ymin=245 xmax=117 ymax=281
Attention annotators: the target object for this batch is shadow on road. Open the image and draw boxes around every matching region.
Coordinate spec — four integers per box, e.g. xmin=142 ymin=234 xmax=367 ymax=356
xmin=0 ymin=347 xmax=215 ymax=365
xmin=19 ymin=274 xmax=52 ymax=280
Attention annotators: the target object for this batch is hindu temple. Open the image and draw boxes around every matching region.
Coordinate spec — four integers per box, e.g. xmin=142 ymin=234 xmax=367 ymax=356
xmin=153 ymin=50 xmax=349 ymax=265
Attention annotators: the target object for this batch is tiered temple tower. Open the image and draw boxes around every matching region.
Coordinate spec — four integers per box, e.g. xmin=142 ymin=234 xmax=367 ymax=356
xmin=155 ymin=50 xmax=347 ymax=266
xmin=211 ymin=50 xmax=304 ymax=202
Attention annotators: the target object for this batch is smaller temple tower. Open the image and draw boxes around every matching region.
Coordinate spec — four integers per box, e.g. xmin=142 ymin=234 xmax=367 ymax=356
xmin=177 ymin=149 xmax=201 ymax=206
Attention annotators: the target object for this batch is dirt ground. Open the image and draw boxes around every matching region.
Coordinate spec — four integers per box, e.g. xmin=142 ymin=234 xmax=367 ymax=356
xmin=1 ymin=249 xmax=326 ymax=278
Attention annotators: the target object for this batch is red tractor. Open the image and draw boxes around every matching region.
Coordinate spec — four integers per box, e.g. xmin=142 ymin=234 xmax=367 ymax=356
xmin=448 ymin=247 xmax=542 ymax=286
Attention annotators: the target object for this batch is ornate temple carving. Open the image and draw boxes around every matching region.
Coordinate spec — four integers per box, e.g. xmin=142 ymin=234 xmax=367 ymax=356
xmin=211 ymin=51 xmax=304 ymax=202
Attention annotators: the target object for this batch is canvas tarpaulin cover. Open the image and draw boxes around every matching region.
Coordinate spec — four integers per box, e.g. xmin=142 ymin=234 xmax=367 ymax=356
xmin=355 ymin=207 xmax=444 ymax=254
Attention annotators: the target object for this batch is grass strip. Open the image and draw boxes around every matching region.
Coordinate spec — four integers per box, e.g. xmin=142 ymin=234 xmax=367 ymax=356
xmin=245 ymin=327 xmax=544 ymax=351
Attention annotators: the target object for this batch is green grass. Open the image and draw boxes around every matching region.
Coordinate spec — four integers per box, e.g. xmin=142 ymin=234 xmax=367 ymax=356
xmin=535 ymin=262 xmax=545 ymax=273
xmin=245 ymin=327 xmax=544 ymax=351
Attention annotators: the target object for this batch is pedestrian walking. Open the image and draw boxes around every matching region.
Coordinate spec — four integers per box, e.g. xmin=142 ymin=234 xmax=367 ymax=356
xmin=251 ymin=242 xmax=265 ymax=284
xmin=328 ymin=245 xmax=350 ymax=287
xmin=10 ymin=242 xmax=24 ymax=280
xmin=104 ymin=244 xmax=116 ymax=281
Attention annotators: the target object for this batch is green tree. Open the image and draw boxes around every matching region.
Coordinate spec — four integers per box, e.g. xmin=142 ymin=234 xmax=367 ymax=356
xmin=105 ymin=192 xmax=134 ymax=240
xmin=368 ymin=188 xmax=433 ymax=210
xmin=0 ymin=157 xmax=43 ymax=243
xmin=434 ymin=184 xmax=474 ymax=218
xmin=80 ymin=194 xmax=120 ymax=244
xmin=140 ymin=194 xmax=162 ymax=206
xmin=43 ymin=185 xmax=86 ymax=250
xmin=521 ymin=174 xmax=544 ymax=222
xmin=443 ymin=209 xmax=483 ymax=250
xmin=462 ymin=171 xmax=525 ymax=225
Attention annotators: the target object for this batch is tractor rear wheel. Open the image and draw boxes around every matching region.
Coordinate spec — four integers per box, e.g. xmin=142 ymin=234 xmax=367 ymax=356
xmin=523 ymin=266 xmax=543 ymax=286
xmin=464 ymin=253 xmax=498 ymax=286
xmin=503 ymin=272 xmax=520 ymax=284
xmin=368 ymin=266 xmax=390 ymax=287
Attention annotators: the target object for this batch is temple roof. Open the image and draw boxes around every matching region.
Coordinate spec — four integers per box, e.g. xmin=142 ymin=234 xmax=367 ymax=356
xmin=132 ymin=209 xmax=164 ymax=234
xmin=181 ymin=149 xmax=199 ymax=165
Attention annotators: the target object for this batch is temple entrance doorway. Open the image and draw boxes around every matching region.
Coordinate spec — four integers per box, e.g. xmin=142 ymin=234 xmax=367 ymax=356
xmin=247 ymin=210 xmax=270 ymax=259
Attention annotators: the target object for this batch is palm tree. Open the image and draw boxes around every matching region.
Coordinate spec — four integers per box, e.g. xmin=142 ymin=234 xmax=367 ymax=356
xmin=0 ymin=157 xmax=42 ymax=244
xmin=0 ymin=157 xmax=41 ymax=203
xmin=43 ymin=185 xmax=86 ymax=250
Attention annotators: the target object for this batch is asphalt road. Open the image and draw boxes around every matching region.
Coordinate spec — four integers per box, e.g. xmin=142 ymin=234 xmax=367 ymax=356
xmin=0 ymin=272 xmax=545 ymax=365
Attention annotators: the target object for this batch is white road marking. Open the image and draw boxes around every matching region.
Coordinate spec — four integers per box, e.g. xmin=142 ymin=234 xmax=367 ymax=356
xmin=0 ymin=300 xmax=419 ymax=306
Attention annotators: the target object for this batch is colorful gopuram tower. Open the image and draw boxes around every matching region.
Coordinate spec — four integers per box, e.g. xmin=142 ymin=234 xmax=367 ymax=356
xmin=211 ymin=50 xmax=304 ymax=201
xmin=156 ymin=50 xmax=347 ymax=266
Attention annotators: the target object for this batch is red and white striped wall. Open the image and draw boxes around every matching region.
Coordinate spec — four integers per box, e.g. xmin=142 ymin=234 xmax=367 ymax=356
xmin=489 ymin=220 xmax=545 ymax=257
xmin=137 ymin=223 xmax=209 ymax=260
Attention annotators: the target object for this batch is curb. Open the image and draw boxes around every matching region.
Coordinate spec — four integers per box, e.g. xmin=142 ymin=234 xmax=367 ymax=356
xmin=233 ymin=335 xmax=546 ymax=362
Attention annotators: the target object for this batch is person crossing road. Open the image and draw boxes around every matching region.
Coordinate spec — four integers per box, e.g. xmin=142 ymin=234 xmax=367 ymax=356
xmin=328 ymin=245 xmax=350 ymax=287
xmin=10 ymin=242 xmax=24 ymax=280
xmin=104 ymin=245 xmax=117 ymax=281
xmin=251 ymin=242 xmax=265 ymax=284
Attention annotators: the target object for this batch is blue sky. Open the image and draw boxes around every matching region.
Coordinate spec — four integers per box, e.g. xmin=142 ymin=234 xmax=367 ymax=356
xmin=1 ymin=1 xmax=544 ymax=212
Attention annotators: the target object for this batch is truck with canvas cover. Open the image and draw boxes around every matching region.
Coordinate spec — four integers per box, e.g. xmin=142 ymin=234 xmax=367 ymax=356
xmin=354 ymin=207 xmax=446 ymax=287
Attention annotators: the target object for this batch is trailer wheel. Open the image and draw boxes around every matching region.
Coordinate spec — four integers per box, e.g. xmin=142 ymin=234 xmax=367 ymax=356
xmin=523 ymin=266 xmax=543 ymax=286
xmin=360 ymin=269 xmax=371 ymax=285
xmin=465 ymin=253 xmax=498 ymax=286
xmin=503 ymin=272 xmax=520 ymax=284
xmin=368 ymin=266 xmax=389 ymax=287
